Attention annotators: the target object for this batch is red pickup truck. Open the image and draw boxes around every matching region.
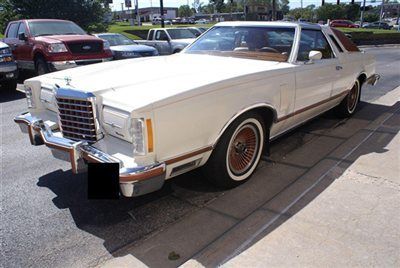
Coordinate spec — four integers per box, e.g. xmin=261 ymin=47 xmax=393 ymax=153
xmin=3 ymin=19 xmax=113 ymax=75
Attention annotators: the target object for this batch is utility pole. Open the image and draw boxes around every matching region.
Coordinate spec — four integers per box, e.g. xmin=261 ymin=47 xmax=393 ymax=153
xmin=272 ymin=0 xmax=276 ymax=21
xmin=160 ymin=0 xmax=165 ymax=28
xmin=301 ymin=0 xmax=303 ymax=8
xmin=322 ymin=0 xmax=325 ymax=6
xmin=360 ymin=0 xmax=366 ymax=27
xmin=337 ymin=0 xmax=340 ymax=5
xmin=379 ymin=0 xmax=385 ymax=22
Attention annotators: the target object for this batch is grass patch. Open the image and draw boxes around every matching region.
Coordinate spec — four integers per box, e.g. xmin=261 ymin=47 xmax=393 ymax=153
xmin=337 ymin=27 xmax=398 ymax=34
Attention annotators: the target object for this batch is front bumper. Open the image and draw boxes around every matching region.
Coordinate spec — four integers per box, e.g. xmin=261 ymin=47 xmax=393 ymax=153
xmin=48 ymin=58 xmax=113 ymax=71
xmin=0 ymin=62 xmax=18 ymax=81
xmin=14 ymin=112 xmax=165 ymax=197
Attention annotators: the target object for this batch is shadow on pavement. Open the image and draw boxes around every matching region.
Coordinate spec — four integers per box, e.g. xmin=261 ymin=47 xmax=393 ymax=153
xmin=36 ymin=100 xmax=399 ymax=266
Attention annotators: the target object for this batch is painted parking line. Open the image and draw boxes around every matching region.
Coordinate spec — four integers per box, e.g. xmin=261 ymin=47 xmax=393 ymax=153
xmin=16 ymin=84 xmax=25 ymax=93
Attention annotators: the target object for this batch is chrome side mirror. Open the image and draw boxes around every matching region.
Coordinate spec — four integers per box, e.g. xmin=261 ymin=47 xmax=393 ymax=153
xmin=305 ymin=50 xmax=323 ymax=65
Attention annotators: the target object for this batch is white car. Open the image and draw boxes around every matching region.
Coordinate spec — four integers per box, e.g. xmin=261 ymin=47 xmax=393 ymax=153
xmin=15 ymin=22 xmax=379 ymax=197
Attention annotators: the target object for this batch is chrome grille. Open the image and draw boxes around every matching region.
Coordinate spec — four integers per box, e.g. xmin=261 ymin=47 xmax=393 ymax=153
xmin=56 ymin=96 xmax=98 ymax=142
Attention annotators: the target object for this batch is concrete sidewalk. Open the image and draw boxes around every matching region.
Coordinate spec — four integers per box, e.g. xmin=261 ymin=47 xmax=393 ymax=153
xmin=100 ymin=87 xmax=400 ymax=268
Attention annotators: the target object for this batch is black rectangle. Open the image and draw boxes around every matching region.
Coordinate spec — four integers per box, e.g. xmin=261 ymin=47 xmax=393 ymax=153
xmin=88 ymin=163 xmax=119 ymax=199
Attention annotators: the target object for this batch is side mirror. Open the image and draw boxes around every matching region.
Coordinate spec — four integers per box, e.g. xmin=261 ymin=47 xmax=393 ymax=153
xmin=18 ymin=32 xmax=27 ymax=41
xmin=308 ymin=50 xmax=322 ymax=61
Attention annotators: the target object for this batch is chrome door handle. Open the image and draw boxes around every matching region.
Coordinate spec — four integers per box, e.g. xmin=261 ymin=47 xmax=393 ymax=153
xmin=336 ymin=65 xmax=343 ymax=70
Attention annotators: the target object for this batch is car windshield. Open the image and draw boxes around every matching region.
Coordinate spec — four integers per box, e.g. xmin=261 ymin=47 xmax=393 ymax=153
xmin=98 ymin=34 xmax=135 ymax=46
xmin=185 ymin=26 xmax=295 ymax=62
xmin=28 ymin=21 xmax=86 ymax=37
xmin=166 ymin=29 xmax=197 ymax=39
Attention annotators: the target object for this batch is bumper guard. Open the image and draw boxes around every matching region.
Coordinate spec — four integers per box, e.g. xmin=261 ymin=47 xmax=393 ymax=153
xmin=14 ymin=112 xmax=165 ymax=197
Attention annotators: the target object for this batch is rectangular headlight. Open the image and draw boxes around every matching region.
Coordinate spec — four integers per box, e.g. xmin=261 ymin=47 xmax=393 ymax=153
xmin=129 ymin=118 xmax=145 ymax=156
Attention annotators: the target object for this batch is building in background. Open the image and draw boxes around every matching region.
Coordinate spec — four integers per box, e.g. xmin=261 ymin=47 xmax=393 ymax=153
xmin=113 ymin=7 xmax=178 ymax=22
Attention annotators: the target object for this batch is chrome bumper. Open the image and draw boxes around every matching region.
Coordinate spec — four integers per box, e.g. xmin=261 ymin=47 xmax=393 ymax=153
xmin=367 ymin=74 xmax=380 ymax=86
xmin=49 ymin=58 xmax=113 ymax=71
xmin=14 ymin=112 xmax=165 ymax=197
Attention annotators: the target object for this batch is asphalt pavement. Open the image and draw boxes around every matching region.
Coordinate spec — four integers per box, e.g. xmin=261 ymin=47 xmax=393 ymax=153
xmin=1 ymin=46 xmax=399 ymax=268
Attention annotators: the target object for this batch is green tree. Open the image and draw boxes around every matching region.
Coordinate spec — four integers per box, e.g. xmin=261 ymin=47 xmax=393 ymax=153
xmin=210 ymin=0 xmax=225 ymax=13
xmin=8 ymin=0 xmax=109 ymax=32
xmin=315 ymin=3 xmax=346 ymax=21
xmin=344 ymin=4 xmax=360 ymax=21
xmin=288 ymin=7 xmax=314 ymax=20
xmin=0 ymin=0 xmax=19 ymax=32
xmin=178 ymin=5 xmax=193 ymax=17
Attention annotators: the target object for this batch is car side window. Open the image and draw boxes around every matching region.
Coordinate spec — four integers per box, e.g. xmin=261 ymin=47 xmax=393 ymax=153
xmin=17 ymin=22 xmax=27 ymax=36
xmin=155 ymin=30 xmax=168 ymax=41
xmin=297 ymin=29 xmax=334 ymax=61
xmin=148 ymin=30 xmax=154 ymax=39
xmin=7 ymin=22 xmax=19 ymax=38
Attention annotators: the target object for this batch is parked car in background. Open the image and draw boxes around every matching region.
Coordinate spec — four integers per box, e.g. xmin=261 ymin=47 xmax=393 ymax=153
xmin=362 ymin=21 xmax=392 ymax=29
xmin=0 ymin=41 xmax=18 ymax=89
xmin=15 ymin=22 xmax=379 ymax=198
xmin=94 ymin=33 xmax=158 ymax=60
xmin=186 ymin=27 xmax=204 ymax=37
xmin=330 ymin=19 xmax=359 ymax=28
xmin=152 ymin=18 xmax=172 ymax=25
xmin=2 ymin=19 xmax=112 ymax=75
xmin=195 ymin=19 xmax=209 ymax=24
xmin=135 ymin=28 xmax=197 ymax=54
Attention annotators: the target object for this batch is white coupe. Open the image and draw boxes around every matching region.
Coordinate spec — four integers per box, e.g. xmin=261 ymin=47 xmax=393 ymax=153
xmin=15 ymin=22 xmax=380 ymax=197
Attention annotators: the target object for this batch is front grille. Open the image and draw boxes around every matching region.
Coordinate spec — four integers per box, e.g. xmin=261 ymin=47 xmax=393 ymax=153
xmin=56 ymin=97 xmax=98 ymax=142
xmin=67 ymin=41 xmax=103 ymax=54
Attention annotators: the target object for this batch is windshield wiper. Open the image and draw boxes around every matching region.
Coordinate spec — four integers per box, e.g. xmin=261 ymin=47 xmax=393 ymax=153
xmin=35 ymin=33 xmax=52 ymax=37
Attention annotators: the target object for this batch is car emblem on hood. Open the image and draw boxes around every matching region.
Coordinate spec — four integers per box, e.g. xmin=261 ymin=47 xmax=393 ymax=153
xmin=64 ymin=76 xmax=72 ymax=86
xmin=82 ymin=45 xmax=91 ymax=50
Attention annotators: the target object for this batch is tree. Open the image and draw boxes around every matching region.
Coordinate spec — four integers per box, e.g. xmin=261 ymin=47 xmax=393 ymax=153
xmin=178 ymin=5 xmax=193 ymax=17
xmin=315 ymin=3 xmax=346 ymax=21
xmin=8 ymin=0 xmax=109 ymax=32
xmin=192 ymin=0 xmax=203 ymax=13
xmin=288 ymin=7 xmax=314 ymax=20
xmin=344 ymin=4 xmax=360 ymax=21
xmin=210 ymin=0 xmax=225 ymax=13
xmin=0 ymin=0 xmax=19 ymax=32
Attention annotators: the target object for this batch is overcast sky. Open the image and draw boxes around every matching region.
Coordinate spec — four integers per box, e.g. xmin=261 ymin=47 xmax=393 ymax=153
xmin=110 ymin=0 xmax=375 ymax=11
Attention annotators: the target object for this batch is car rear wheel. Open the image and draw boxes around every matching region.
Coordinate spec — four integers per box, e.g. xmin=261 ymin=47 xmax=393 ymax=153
xmin=334 ymin=80 xmax=360 ymax=118
xmin=203 ymin=112 xmax=265 ymax=188
xmin=35 ymin=56 xmax=50 ymax=76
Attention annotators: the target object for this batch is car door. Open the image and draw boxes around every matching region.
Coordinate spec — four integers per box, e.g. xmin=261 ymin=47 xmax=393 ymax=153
xmin=4 ymin=22 xmax=20 ymax=57
xmin=291 ymin=29 xmax=338 ymax=124
xmin=16 ymin=22 xmax=32 ymax=63
xmin=153 ymin=30 xmax=171 ymax=55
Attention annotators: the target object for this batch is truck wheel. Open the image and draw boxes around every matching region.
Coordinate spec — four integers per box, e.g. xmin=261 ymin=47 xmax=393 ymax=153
xmin=1 ymin=79 xmax=17 ymax=90
xmin=173 ymin=49 xmax=181 ymax=54
xmin=203 ymin=112 xmax=265 ymax=188
xmin=35 ymin=56 xmax=50 ymax=76
xmin=334 ymin=80 xmax=360 ymax=118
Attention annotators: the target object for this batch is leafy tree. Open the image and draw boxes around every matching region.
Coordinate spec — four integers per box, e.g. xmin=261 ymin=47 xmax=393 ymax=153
xmin=315 ymin=3 xmax=346 ymax=21
xmin=210 ymin=0 xmax=225 ymax=13
xmin=0 ymin=0 xmax=19 ymax=32
xmin=192 ymin=0 xmax=203 ymax=13
xmin=178 ymin=5 xmax=193 ymax=17
xmin=363 ymin=12 xmax=380 ymax=22
xmin=288 ymin=7 xmax=314 ymax=20
xmin=344 ymin=4 xmax=360 ymax=21
xmin=8 ymin=0 xmax=109 ymax=32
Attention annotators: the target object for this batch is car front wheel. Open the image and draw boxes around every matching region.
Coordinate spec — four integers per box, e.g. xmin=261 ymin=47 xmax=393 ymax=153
xmin=203 ymin=112 xmax=265 ymax=188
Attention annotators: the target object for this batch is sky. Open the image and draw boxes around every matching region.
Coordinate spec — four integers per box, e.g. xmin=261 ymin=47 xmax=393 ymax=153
xmin=110 ymin=0 xmax=377 ymax=11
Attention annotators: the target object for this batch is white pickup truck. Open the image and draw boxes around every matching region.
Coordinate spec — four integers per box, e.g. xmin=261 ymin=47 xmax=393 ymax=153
xmin=135 ymin=28 xmax=197 ymax=55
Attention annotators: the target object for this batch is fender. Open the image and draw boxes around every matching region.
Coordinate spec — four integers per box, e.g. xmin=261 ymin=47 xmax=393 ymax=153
xmin=213 ymin=102 xmax=278 ymax=147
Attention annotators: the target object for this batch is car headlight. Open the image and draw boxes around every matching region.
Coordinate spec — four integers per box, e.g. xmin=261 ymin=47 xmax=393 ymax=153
xmin=25 ymin=86 xmax=35 ymax=108
xmin=0 ymin=47 xmax=11 ymax=54
xmin=129 ymin=118 xmax=146 ymax=156
xmin=48 ymin=43 xmax=68 ymax=53
xmin=103 ymin=40 xmax=110 ymax=50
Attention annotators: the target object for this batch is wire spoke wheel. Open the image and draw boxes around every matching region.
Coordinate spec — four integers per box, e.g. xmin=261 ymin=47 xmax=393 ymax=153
xmin=227 ymin=124 xmax=260 ymax=177
xmin=347 ymin=81 xmax=359 ymax=113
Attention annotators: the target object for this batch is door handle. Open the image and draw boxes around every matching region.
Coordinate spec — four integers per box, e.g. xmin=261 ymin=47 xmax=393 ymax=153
xmin=336 ymin=65 xmax=343 ymax=70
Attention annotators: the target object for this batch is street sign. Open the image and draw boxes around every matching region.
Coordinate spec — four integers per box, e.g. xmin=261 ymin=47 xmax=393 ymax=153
xmin=125 ymin=0 xmax=132 ymax=8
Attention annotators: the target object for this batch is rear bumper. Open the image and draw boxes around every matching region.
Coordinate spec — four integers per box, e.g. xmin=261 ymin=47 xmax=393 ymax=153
xmin=367 ymin=74 xmax=380 ymax=86
xmin=14 ymin=112 xmax=165 ymax=197
xmin=48 ymin=58 xmax=113 ymax=71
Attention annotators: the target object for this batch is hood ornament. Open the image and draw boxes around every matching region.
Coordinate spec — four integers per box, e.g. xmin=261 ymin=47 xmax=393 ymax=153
xmin=64 ymin=76 xmax=72 ymax=86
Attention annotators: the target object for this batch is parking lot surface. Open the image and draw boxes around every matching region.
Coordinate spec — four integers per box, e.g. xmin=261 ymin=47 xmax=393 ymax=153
xmin=1 ymin=46 xmax=399 ymax=267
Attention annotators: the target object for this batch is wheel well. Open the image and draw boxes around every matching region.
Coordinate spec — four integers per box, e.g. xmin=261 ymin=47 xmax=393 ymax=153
xmin=252 ymin=107 xmax=275 ymax=131
xmin=173 ymin=49 xmax=182 ymax=53
xmin=33 ymin=52 xmax=45 ymax=62
xmin=358 ymin=73 xmax=367 ymax=86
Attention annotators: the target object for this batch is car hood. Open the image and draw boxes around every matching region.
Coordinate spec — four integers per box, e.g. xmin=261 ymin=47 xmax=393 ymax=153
xmin=34 ymin=34 xmax=102 ymax=44
xmin=37 ymin=54 xmax=292 ymax=111
xmin=111 ymin=44 xmax=156 ymax=52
